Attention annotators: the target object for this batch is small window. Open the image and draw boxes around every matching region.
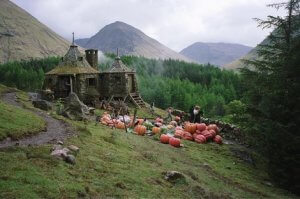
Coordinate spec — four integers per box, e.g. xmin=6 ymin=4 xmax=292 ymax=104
xmin=88 ymin=78 xmax=96 ymax=86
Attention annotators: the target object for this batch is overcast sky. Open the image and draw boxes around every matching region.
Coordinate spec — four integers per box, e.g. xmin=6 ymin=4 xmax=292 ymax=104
xmin=11 ymin=0 xmax=285 ymax=51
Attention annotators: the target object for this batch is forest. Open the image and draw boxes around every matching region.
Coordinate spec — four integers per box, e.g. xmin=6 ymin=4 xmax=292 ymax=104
xmin=99 ymin=54 xmax=243 ymax=118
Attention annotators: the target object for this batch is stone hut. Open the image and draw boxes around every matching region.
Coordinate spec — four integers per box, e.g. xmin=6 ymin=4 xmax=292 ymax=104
xmin=99 ymin=55 xmax=145 ymax=107
xmin=43 ymin=45 xmax=100 ymax=104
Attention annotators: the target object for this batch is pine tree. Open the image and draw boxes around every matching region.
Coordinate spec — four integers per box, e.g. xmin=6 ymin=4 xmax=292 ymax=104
xmin=240 ymin=0 xmax=300 ymax=194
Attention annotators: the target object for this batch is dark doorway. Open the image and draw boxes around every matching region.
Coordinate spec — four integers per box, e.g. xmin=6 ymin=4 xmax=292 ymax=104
xmin=55 ymin=76 xmax=72 ymax=98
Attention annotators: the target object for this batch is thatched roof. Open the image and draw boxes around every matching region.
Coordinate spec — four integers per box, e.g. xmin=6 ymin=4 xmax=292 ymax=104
xmin=104 ymin=56 xmax=135 ymax=73
xmin=46 ymin=45 xmax=99 ymax=75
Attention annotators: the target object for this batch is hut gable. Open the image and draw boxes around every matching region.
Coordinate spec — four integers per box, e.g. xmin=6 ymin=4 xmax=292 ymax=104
xmin=105 ymin=56 xmax=134 ymax=73
xmin=46 ymin=45 xmax=99 ymax=75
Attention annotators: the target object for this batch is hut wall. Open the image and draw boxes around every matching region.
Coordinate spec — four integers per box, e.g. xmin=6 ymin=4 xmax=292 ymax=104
xmin=43 ymin=75 xmax=58 ymax=90
xmin=126 ymin=73 xmax=138 ymax=93
xmin=76 ymin=74 xmax=98 ymax=102
xmin=99 ymin=73 xmax=128 ymax=99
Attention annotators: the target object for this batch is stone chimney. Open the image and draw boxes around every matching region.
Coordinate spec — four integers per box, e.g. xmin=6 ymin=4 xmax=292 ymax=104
xmin=85 ymin=49 xmax=98 ymax=69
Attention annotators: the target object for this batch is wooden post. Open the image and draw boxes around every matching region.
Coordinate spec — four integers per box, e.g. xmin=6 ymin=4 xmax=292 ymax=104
xmin=69 ymin=76 xmax=73 ymax=93
xmin=132 ymin=108 xmax=137 ymax=127
xmin=122 ymin=109 xmax=128 ymax=133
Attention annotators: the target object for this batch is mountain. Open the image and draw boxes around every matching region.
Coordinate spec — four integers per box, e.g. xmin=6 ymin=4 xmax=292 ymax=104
xmin=224 ymin=37 xmax=272 ymax=70
xmin=224 ymin=35 xmax=274 ymax=70
xmin=74 ymin=38 xmax=89 ymax=47
xmin=223 ymin=49 xmax=257 ymax=70
xmin=75 ymin=21 xmax=190 ymax=62
xmin=180 ymin=42 xmax=253 ymax=66
xmin=0 ymin=0 xmax=70 ymax=64
xmin=224 ymin=24 xmax=300 ymax=70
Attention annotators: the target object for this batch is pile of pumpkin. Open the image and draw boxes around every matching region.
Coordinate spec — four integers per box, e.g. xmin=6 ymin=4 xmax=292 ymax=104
xmin=159 ymin=122 xmax=223 ymax=148
xmin=100 ymin=112 xmax=144 ymax=129
xmin=99 ymin=113 xmax=222 ymax=148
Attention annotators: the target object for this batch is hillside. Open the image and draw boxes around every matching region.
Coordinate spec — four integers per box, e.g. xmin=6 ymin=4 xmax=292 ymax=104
xmin=75 ymin=21 xmax=190 ymax=62
xmin=223 ymin=27 xmax=300 ymax=70
xmin=0 ymin=85 xmax=295 ymax=198
xmin=223 ymin=49 xmax=258 ymax=70
xmin=180 ymin=42 xmax=253 ymax=67
xmin=223 ymin=38 xmax=271 ymax=70
xmin=0 ymin=0 xmax=70 ymax=64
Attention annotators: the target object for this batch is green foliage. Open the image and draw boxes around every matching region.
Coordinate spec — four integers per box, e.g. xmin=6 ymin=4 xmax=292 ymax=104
xmin=100 ymin=55 xmax=242 ymax=118
xmin=0 ymin=57 xmax=60 ymax=91
xmin=223 ymin=100 xmax=250 ymax=126
xmin=240 ymin=0 xmax=300 ymax=194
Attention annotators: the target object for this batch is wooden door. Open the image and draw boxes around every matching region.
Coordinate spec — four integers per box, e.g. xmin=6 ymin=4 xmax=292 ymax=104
xmin=128 ymin=74 xmax=134 ymax=93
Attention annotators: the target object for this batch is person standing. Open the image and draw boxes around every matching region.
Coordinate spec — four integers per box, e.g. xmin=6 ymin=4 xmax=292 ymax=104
xmin=150 ymin=102 xmax=155 ymax=116
xmin=164 ymin=107 xmax=173 ymax=122
xmin=190 ymin=105 xmax=203 ymax=123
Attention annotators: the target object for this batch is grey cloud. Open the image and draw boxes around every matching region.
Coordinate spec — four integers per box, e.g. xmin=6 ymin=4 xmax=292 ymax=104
xmin=11 ymin=0 xmax=285 ymax=51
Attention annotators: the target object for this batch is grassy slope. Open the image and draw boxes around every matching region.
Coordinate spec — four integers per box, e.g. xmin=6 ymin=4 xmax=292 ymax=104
xmin=0 ymin=84 xmax=46 ymax=140
xmin=0 ymin=118 xmax=296 ymax=198
xmin=0 ymin=87 xmax=296 ymax=198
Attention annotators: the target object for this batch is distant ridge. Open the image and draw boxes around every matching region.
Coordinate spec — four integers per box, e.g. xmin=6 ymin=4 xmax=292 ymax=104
xmin=180 ymin=42 xmax=253 ymax=67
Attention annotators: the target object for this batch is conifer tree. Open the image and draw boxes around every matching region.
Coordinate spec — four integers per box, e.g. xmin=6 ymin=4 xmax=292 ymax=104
xmin=240 ymin=0 xmax=300 ymax=194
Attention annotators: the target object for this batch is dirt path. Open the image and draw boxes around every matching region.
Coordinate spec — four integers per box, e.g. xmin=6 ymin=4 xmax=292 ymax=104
xmin=0 ymin=92 xmax=74 ymax=148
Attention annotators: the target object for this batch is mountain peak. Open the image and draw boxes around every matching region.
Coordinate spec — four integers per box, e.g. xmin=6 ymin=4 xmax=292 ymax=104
xmin=76 ymin=22 xmax=190 ymax=61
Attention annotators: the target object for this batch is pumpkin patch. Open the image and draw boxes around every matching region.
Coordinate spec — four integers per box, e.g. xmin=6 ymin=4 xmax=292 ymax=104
xmin=99 ymin=112 xmax=222 ymax=148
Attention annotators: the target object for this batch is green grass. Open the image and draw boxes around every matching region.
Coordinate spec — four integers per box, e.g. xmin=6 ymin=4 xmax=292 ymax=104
xmin=0 ymin=84 xmax=46 ymax=140
xmin=0 ymin=84 xmax=17 ymax=95
xmin=0 ymin=116 xmax=296 ymax=198
xmin=0 ymin=101 xmax=46 ymax=140
xmin=0 ymin=86 xmax=297 ymax=198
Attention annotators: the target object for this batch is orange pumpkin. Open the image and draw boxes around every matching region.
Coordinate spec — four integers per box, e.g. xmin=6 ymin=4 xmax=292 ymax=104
xmin=213 ymin=135 xmax=222 ymax=144
xmin=202 ymin=130 xmax=213 ymax=140
xmin=160 ymin=134 xmax=170 ymax=144
xmin=196 ymin=123 xmax=207 ymax=132
xmin=182 ymin=131 xmax=193 ymax=141
xmin=207 ymin=124 xmax=219 ymax=133
xmin=134 ymin=125 xmax=147 ymax=136
xmin=152 ymin=127 xmax=161 ymax=134
xmin=194 ymin=134 xmax=206 ymax=143
xmin=174 ymin=130 xmax=184 ymax=138
xmin=185 ymin=123 xmax=197 ymax=134
xmin=169 ymin=137 xmax=181 ymax=147
xmin=115 ymin=122 xmax=125 ymax=129
xmin=175 ymin=116 xmax=181 ymax=122
xmin=209 ymin=129 xmax=216 ymax=138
